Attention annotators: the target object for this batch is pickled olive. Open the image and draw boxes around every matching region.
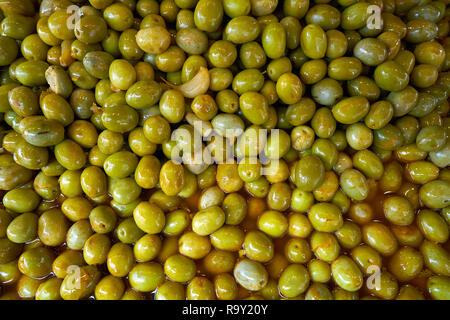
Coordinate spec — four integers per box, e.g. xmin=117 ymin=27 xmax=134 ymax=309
xmin=328 ymin=57 xmax=362 ymax=81
xmin=54 ymin=140 xmax=86 ymax=170
xmin=365 ymin=271 xmax=399 ymax=300
xmin=352 ymin=150 xmax=383 ymax=179
xmin=428 ymin=276 xmax=450 ymax=300
xmin=159 ymin=160 xmax=185 ymax=196
xmin=133 ymin=202 xmax=165 ymax=235
xmin=190 ymin=205 xmax=224 ymax=236
xmin=419 ymin=180 xmax=450 ymax=209
xmin=353 ymin=38 xmax=387 ymax=66
xmin=416 ymin=126 xmax=447 ymax=152
xmin=332 ymin=97 xmax=370 ymax=125
xmin=18 ymin=247 xmax=55 ymax=278
xmin=103 ymin=151 xmax=138 ymax=179
xmin=341 ymin=2 xmax=371 ymax=30
xmin=60 ymin=265 xmax=101 ymax=300
xmin=396 ymin=285 xmax=425 ymax=300
xmin=374 ymin=61 xmax=409 ymax=92
xmin=383 ymin=196 xmax=415 ymax=226
xmin=420 ymin=240 xmax=450 ymax=276
xmin=16 ymin=61 xmax=50 ymax=87
xmin=234 ymin=259 xmax=268 ymax=291
xmin=311 ymin=78 xmax=343 ymax=106
xmin=388 ymin=247 xmax=424 ymax=282
xmin=0 ymin=0 xmax=447 ymax=302
xmin=308 ymin=203 xmax=343 ymax=233
xmin=331 ymin=256 xmax=364 ymax=292
xmin=7 ymin=213 xmax=38 ymax=244
xmin=257 ymin=210 xmax=288 ymax=238
xmin=416 ymin=209 xmax=449 ymax=243
xmin=301 ymin=24 xmax=327 ymax=59
xmin=340 ymin=169 xmax=369 ymax=201
xmin=293 ymin=155 xmax=325 ymax=192
xmin=4 ymin=188 xmax=40 ymax=214
xmin=373 ymin=124 xmax=404 ymax=151
xmin=164 ymin=254 xmax=196 ymax=283
xmin=278 ymin=264 xmax=310 ymax=298
xmin=224 ymin=16 xmax=260 ymax=44
xmin=179 ymin=231 xmax=211 ymax=259
xmin=362 ymin=223 xmax=398 ymax=256
xmin=38 ymin=209 xmax=68 ymax=246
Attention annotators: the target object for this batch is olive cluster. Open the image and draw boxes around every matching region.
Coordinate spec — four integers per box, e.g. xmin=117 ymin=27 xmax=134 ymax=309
xmin=0 ymin=0 xmax=449 ymax=300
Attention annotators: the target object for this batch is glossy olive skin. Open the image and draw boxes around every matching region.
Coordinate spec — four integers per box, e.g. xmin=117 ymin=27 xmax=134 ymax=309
xmin=15 ymin=61 xmax=49 ymax=87
xmin=354 ymin=38 xmax=387 ymax=66
xmin=293 ymin=155 xmax=325 ymax=192
xmin=420 ymin=240 xmax=450 ymax=276
xmin=19 ymin=116 xmax=64 ymax=147
xmin=0 ymin=0 xmax=449 ymax=302
xmin=332 ymin=97 xmax=370 ymax=124
xmin=332 ymin=256 xmax=364 ymax=292
xmin=83 ymin=51 xmax=114 ymax=80
xmin=362 ymin=222 xmax=398 ymax=257
xmin=419 ymin=180 xmax=450 ymax=209
xmin=107 ymin=243 xmax=135 ymax=277
xmin=38 ymin=209 xmax=69 ymax=246
xmin=328 ymin=57 xmax=362 ymax=81
xmin=18 ymin=247 xmax=55 ymax=278
xmin=428 ymin=276 xmax=450 ymax=300
xmin=0 ymin=36 xmax=18 ymax=66
xmin=234 ymin=259 xmax=268 ymax=291
xmin=225 ymin=16 xmax=260 ymax=44
xmin=374 ymin=61 xmax=409 ymax=92
xmin=301 ymin=24 xmax=327 ymax=59
xmin=340 ymin=169 xmax=369 ymax=201
xmin=60 ymin=265 xmax=101 ymax=300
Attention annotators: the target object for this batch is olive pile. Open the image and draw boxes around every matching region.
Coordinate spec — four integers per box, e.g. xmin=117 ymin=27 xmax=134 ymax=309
xmin=0 ymin=0 xmax=449 ymax=300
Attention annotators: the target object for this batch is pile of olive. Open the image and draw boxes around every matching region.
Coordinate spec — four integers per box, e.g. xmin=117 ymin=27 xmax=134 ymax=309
xmin=0 ymin=0 xmax=449 ymax=300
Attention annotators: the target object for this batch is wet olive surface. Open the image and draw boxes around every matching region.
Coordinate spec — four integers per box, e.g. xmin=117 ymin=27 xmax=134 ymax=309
xmin=0 ymin=0 xmax=449 ymax=301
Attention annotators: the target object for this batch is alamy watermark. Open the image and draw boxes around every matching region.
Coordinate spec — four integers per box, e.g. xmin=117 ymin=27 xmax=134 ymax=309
xmin=65 ymin=265 xmax=82 ymax=290
xmin=60 ymin=2 xmax=386 ymax=295
xmin=366 ymin=265 xmax=382 ymax=290
xmin=66 ymin=5 xmax=82 ymax=30
xmin=168 ymin=120 xmax=286 ymax=177
xmin=367 ymin=5 xmax=382 ymax=30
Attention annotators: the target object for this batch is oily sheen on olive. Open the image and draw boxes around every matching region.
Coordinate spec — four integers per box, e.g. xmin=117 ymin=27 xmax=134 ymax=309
xmin=0 ymin=0 xmax=448 ymax=301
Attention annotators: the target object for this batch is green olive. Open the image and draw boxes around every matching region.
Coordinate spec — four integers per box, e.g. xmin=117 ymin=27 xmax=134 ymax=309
xmin=308 ymin=203 xmax=343 ymax=233
xmin=164 ymin=254 xmax=196 ymax=283
xmin=374 ymin=61 xmax=409 ymax=92
xmin=18 ymin=247 xmax=55 ymax=278
xmin=129 ymin=262 xmax=165 ymax=292
xmin=419 ymin=180 xmax=450 ymax=209
xmin=388 ymin=247 xmax=423 ymax=282
xmin=6 ymin=212 xmax=38 ymax=244
xmin=3 ymin=188 xmax=40 ymax=213
xmin=362 ymin=222 xmax=398 ymax=256
xmin=60 ymin=265 xmax=101 ymax=300
xmin=83 ymin=233 xmax=111 ymax=265
xmin=107 ymin=243 xmax=134 ymax=277
xmin=331 ymin=256 xmax=364 ymax=292
xmin=234 ymin=259 xmax=268 ymax=291
xmin=278 ymin=263 xmax=310 ymax=298
xmin=428 ymin=276 xmax=450 ymax=300
xmin=66 ymin=220 xmax=93 ymax=250
xmin=224 ymin=16 xmax=260 ymax=44
xmin=262 ymin=22 xmax=286 ymax=59
xmin=192 ymin=206 xmax=225 ymax=236
xmin=417 ymin=209 xmax=449 ymax=243
xmin=38 ymin=209 xmax=68 ymax=246
xmin=328 ymin=57 xmax=362 ymax=81
xmin=293 ymin=155 xmax=325 ymax=192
